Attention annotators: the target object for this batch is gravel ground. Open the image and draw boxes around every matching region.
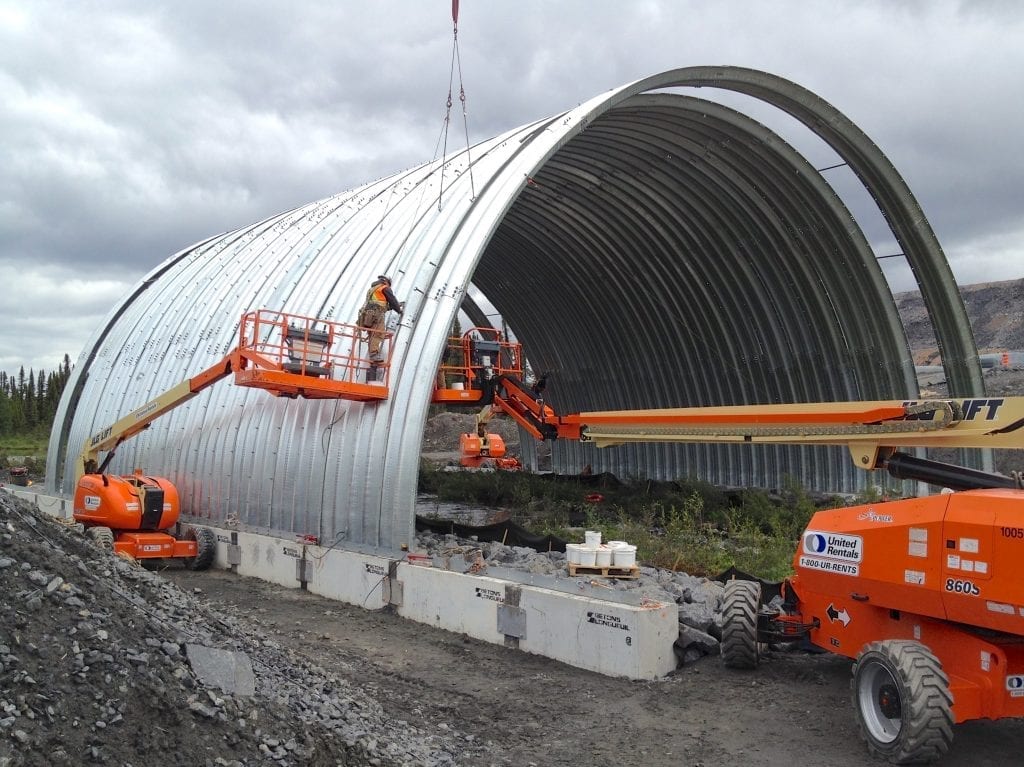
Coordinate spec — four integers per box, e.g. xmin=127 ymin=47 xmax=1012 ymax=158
xmin=5 ymin=488 xmax=1024 ymax=766
xmin=0 ymin=490 xmax=480 ymax=767
xmin=160 ymin=558 xmax=1024 ymax=767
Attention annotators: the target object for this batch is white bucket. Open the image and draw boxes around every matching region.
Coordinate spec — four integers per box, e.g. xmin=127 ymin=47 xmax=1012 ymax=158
xmin=607 ymin=540 xmax=628 ymax=549
xmin=565 ymin=543 xmax=581 ymax=565
xmin=612 ymin=544 xmax=637 ymax=568
xmin=577 ymin=547 xmax=597 ymax=567
xmin=595 ymin=545 xmax=612 ymax=567
xmin=584 ymin=530 xmax=602 ymax=548
xmin=450 ymin=382 xmax=465 ymax=390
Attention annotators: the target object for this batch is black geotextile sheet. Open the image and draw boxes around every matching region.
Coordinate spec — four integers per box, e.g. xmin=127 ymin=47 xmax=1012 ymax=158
xmin=415 ymin=516 xmax=568 ymax=553
xmin=713 ymin=566 xmax=784 ymax=604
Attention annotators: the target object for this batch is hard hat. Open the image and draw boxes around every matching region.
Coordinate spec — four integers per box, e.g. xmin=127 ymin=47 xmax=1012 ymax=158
xmin=377 ymin=275 xmax=392 ymax=284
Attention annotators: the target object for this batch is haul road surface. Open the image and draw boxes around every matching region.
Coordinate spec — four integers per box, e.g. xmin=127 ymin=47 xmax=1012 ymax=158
xmin=164 ymin=567 xmax=1024 ymax=767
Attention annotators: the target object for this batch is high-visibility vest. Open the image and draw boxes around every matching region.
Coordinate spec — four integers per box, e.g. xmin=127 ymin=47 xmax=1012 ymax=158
xmin=366 ymin=282 xmax=388 ymax=306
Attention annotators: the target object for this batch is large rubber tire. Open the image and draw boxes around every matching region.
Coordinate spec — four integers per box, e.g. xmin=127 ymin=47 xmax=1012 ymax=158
xmin=721 ymin=579 xmax=761 ymax=669
xmin=86 ymin=526 xmax=114 ymax=550
xmin=852 ymin=640 xmax=953 ymax=764
xmin=183 ymin=526 xmax=217 ymax=571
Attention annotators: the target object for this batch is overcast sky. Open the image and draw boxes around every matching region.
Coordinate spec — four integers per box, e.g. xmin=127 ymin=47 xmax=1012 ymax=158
xmin=2 ymin=0 xmax=1022 ymax=377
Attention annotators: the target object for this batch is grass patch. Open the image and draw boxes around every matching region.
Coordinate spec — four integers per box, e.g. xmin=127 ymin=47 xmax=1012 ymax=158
xmin=574 ymin=491 xmax=813 ymax=581
xmin=0 ymin=435 xmax=47 ymax=456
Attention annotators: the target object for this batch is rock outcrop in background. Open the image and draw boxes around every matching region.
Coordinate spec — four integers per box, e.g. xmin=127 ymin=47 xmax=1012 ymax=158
xmin=897 ymin=277 xmax=1023 ymax=365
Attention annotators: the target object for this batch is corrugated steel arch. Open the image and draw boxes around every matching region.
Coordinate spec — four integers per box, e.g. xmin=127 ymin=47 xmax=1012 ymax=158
xmin=656 ymin=66 xmax=983 ymax=398
xmin=48 ymin=66 xmax=983 ymax=551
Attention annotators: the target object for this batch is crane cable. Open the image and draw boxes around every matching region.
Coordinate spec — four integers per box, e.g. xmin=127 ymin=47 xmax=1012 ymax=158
xmin=438 ymin=0 xmax=476 ymax=209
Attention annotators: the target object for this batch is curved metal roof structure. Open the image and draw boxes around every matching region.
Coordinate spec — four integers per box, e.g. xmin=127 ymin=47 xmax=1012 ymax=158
xmin=48 ymin=66 xmax=983 ymax=551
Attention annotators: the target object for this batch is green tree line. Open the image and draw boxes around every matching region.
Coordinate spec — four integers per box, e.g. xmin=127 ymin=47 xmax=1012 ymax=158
xmin=0 ymin=355 xmax=73 ymax=438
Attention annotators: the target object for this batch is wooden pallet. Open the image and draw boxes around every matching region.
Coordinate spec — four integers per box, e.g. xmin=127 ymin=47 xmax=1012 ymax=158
xmin=567 ymin=563 xmax=640 ymax=579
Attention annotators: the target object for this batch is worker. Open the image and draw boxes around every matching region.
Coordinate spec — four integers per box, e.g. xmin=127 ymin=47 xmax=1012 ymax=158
xmin=358 ymin=275 xmax=404 ymax=381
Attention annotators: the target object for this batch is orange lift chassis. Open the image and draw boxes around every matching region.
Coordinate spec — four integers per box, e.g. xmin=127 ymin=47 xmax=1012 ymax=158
xmin=74 ymin=309 xmax=392 ymax=568
xmin=432 ymin=350 xmax=1024 ymax=762
xmin=432 ymin=327 xmax=528 ymax=469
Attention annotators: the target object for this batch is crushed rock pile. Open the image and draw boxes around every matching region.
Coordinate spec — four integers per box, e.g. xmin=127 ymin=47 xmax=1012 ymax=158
xmin=0 ymin=490 xmax=482 ymax=767
xmin=415 ymin=530 xmax=727 ymax=665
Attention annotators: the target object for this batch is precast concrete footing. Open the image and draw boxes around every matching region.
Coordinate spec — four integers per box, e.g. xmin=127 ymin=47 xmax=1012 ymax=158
xmin=12 ymin=489 xmax=679 ymax=680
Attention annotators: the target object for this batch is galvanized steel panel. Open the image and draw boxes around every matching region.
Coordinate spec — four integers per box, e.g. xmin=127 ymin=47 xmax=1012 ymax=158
xmin=48 ymin=67 xmax=983 ymax=551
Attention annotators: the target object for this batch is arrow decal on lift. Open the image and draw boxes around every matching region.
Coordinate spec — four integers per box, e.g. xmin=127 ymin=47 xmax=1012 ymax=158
xmin=826 ymin=603 xmax=851 ymax=626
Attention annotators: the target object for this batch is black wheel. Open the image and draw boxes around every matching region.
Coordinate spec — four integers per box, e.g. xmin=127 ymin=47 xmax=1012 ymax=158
xmin=86 ymin=526 xmax=114 ymax=550
xmin=852 ymin=640 xmax=953 ymax=764
xmin=721 ymin=579 xmax=761 ymax=669
xmin=183 ymin=525 xmax=217 ymax=571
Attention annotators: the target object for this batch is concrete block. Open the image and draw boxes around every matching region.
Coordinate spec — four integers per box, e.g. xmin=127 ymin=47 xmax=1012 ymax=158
xmin=517 ymin=585 xmax=678 ymax=679
xmin=397 ymin=561 xmax=677 ymax=679
xmin=14 ymin=495 xmax=681 ymax=681
xmin=396 ymin=563 xmax=507 ymax=643
xmin=304 ymin=547 xmax=392 ymax=609
xmin=185 ymin=643 xmax=256 ymax=696
xmin=9 ymin=489 xmax=66 ymax=518
xmin=232 ymin=530 xmax=304 ymax=588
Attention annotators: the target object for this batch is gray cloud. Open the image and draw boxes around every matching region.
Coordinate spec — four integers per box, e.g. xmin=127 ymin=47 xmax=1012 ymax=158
xmin=2 ymin=0 xmax=1022 ymax=374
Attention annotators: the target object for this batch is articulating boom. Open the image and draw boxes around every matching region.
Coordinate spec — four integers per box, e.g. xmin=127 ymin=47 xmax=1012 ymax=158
xmin=74 ymin=309 xmax=388 ymax=566
xmin=432 ymin=329 xmax=1022 ymax=487
xmin=461 ymin=373 xmax=1023 ymax=488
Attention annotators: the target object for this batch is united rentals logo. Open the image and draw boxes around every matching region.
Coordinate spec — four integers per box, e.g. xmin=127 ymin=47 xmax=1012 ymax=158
xmin=803 ymin=531 xmax=863 ymax=563
xmin=1007 ymin=676 xmax=1024 ymax=697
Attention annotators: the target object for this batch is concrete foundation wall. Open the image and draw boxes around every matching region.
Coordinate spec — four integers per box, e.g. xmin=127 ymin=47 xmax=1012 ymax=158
xmin=10 ymin=489 xmax=678 ymax=680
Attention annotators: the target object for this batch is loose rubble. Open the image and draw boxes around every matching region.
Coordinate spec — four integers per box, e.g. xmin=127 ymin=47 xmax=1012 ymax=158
xmin=0 ymin=490 xmax=485 ymax=767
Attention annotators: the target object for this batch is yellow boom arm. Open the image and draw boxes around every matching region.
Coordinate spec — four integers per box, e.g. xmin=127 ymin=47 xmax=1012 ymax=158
xmin=556 ymin=397 xmax=1024 ymax=469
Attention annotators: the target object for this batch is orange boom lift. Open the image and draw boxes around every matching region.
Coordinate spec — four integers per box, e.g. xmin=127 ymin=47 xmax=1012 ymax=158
xmin=433 ymin=355 xmax=1024 ymax=762
xmin=74 ymin=309 xmax=392 ymax=567
xmin=595 ymin=400 xmax=1023 ymax=763
xmin=432 ymin=327 xmax=528 ymax=470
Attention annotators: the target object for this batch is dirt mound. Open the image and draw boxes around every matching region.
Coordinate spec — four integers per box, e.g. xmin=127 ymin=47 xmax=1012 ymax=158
xmin=0 ymin=490 xmax=469 ymax=766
